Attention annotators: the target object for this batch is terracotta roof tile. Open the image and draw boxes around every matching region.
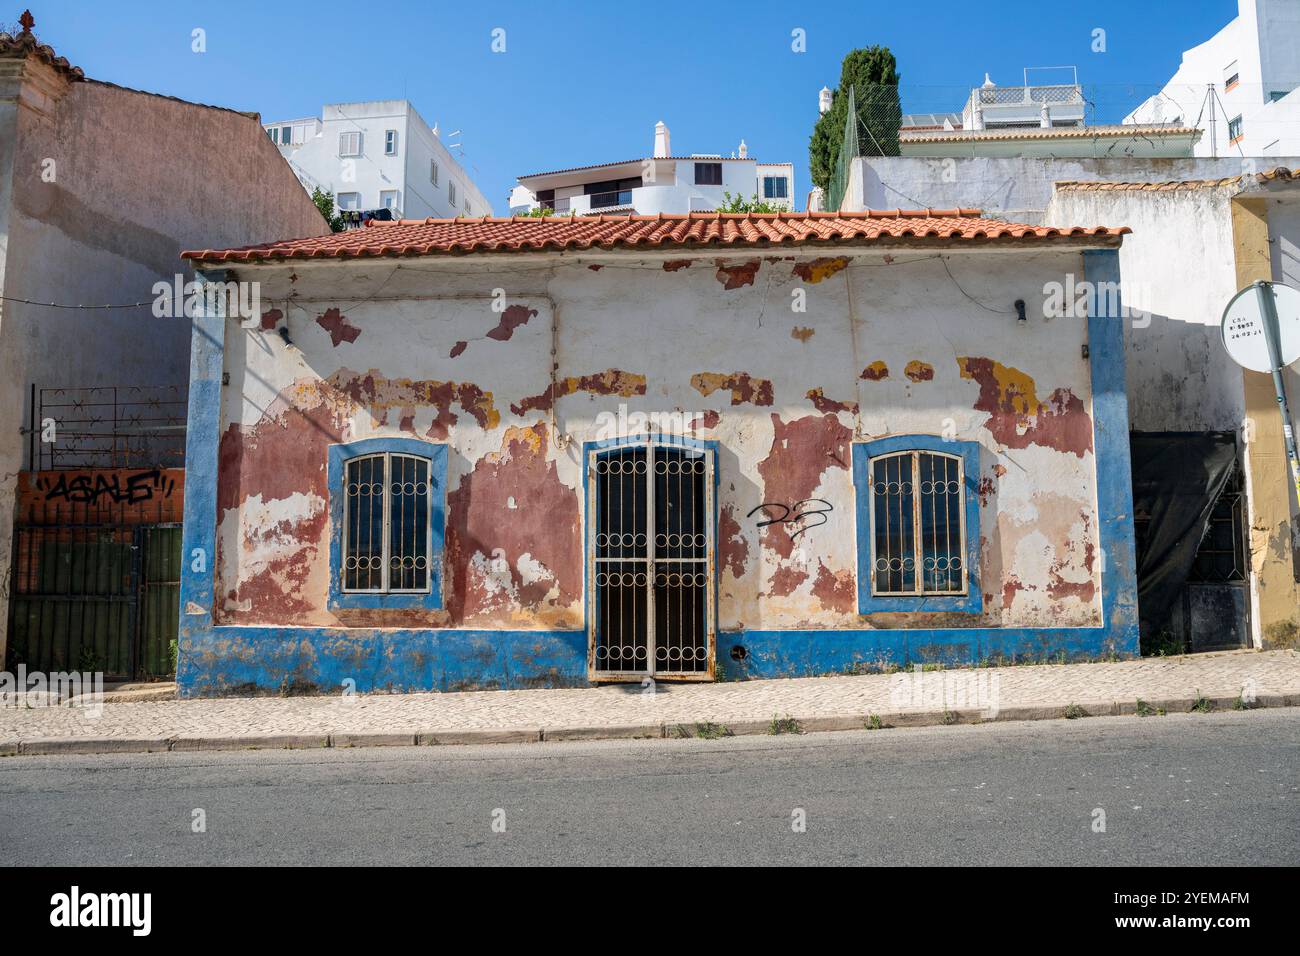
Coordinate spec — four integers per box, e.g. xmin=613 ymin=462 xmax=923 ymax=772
xmin=901 ymin=124 xmax=1199 ymax=144
xmin=1054 ymin=177 xmax=1244 ymax=192
xmin=1054 ymin=167 xmax=1300 ymax=193
xmin=183 ymin=211 xmax=1128 ymax=264
xmin=1257 ymin=167 xmax=1300 ymax=183
xmin=0 ymin=25 xmax=83 ymax=80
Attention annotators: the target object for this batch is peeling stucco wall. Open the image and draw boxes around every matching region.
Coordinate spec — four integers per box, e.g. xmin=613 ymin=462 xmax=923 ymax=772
xmin=211 ymin=248 xmax=1106 ymax=640
xmin=1046 ymin=186 xmax=1246 ymax=434
xmin=0 ymin=56 xmax=328 ymax=659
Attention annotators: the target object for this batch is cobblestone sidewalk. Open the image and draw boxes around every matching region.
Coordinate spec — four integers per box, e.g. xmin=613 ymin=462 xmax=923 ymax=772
xmin=2 ymin=650 xmax=1298 ymax=755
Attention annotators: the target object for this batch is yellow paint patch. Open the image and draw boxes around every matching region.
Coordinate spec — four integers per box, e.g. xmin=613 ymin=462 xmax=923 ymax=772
xmin=793 ymin=257 xmax=851 ymax=284
xmin=958 ymin=357 xmax=1038 ymax=417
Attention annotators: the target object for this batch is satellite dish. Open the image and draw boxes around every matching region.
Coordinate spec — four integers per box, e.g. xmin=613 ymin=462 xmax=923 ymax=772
xmin=1220 ymin=281 xmax=1300 ymax=372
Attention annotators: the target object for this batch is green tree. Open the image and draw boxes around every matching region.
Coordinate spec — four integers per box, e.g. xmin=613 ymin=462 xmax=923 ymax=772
xmin=311 ymin=186 xmax=344 ymax=232
xmin=809 ymin=46 xmax=902 ymax=193
xmin=716 ymin=191 xmax=785 ymax=214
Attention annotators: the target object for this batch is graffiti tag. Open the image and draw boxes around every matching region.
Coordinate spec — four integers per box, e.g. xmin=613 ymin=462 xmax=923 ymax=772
xmin=747 ymin=499 xmax=833 ymax=541
xmin=38 ymin=469 xmax=176 ymax=505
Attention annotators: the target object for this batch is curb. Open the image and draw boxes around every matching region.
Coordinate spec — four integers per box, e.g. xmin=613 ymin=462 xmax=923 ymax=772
xmin=2 ymin=693 xmax=1297 ymax=757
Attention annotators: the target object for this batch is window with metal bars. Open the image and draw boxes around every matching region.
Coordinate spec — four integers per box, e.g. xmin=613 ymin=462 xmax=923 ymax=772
xmin=869 ymin=451 xmax=965 ymax=595
xmin=343 ymin=453 xmax=430 ymax=593
xmin=852 ymin=437 xmax=982 ymax=614
xmin=328 ymin=439 xmax=447 ymax=610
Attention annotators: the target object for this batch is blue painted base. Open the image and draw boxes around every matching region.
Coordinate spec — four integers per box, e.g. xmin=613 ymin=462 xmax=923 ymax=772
xmin=176 ymin=622 xmax=1137 ymax=697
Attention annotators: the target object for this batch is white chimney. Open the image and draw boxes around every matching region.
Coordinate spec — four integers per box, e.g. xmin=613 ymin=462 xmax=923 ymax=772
xmin=1040 ymin=102 xmax=1051 ymax=128
xmin=819 ymin=86 xmax=832 ymax=114
xmin=738 ymin=139 xmax=748 ymax=159
xmin=654 ymin=120 xmax=671 ymax=158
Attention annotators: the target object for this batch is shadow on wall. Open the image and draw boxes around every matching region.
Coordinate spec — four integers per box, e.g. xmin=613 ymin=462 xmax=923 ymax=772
xmin=1123 ymin=309 xmax=1244 ymax=433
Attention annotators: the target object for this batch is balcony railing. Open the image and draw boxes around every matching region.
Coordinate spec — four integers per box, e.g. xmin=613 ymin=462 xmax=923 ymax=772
xmin=977 ymin=84 xmax=1083 ymax=106
xmin=588 ymin=189 xmax=633 ymax=209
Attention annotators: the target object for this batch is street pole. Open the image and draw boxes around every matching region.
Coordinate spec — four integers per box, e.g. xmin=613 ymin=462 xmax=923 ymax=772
xmin=1254 ymin=281 xmax=1300 ymax=513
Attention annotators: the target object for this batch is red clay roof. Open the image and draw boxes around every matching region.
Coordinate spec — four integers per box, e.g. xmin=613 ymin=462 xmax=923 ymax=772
xmin=182 ymin=210 xmax=1128 ymax=264
xmin=0 ymin=24 xmax=83 ymax=80
xmin=901 ymin=124 xmax=1200 ymax=144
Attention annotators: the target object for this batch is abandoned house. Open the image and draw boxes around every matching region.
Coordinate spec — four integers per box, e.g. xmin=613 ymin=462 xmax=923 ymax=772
xmin=175 ymin=210 xmax=1137 ymax=695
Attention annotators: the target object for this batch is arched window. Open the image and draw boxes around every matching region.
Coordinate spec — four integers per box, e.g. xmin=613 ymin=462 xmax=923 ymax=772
xmin=328 ymin=439 xmax=447 ymax=610
xmin=868 ymin=450 xmax=966 ymax=596
xmin=852 ymin=437 xmax=981 ymax=614
xmin=343 ymin=452 xmax=432 ymax=593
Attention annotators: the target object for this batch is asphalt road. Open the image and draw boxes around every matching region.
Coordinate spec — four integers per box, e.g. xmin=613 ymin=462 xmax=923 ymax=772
xmin=1 ymin=709 xmax=1296 ymax=865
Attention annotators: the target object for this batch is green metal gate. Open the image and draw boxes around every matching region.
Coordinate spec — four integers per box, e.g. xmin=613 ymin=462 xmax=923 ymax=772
xmin=7 ymin=516 xmax=182 ymax=680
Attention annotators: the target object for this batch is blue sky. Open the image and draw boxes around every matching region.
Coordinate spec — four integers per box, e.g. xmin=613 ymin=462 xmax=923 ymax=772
xmin=26 ymin=0 xmax=1237 ymax=211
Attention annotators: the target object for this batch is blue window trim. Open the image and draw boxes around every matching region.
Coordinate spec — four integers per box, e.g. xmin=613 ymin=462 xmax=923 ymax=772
xmin=852 ymin=435 xmax=983 ymax=615
xmin=327 ymin=437 xmax=448 ymax=611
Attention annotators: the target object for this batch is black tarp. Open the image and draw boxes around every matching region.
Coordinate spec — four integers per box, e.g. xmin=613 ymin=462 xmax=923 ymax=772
xmin=1130 ymin=432 xmax=1239 ymax=632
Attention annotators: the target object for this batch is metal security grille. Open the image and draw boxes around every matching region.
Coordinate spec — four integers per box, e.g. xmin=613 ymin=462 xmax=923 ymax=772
xmin=343 ymin=453 xmax=431 ymax=593
xmin=869 ymin=451 xmax=966 ymax=595
xmin=7 ymin=502 xmax=181 ymax=679
xmin=588 ymin=443 xmax=714 ymax=678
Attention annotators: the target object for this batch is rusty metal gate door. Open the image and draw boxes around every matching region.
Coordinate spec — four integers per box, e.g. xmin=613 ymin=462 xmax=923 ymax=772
xmin=588 ymin=442 xmax=714 ymax=680
xmin=7 ymin=512 xmax=182 ymax=680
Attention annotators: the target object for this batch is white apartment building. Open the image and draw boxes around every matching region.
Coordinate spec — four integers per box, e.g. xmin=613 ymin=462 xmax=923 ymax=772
xmin=508 ymin=121 xmax=794 ymax=215
xmin=893 ymin=68 xmax=1199 ymax=159
xmin=1125 ymin=0 xmax=1300 ymax=157
xmin=264 ymin=100 xmax=493 ymax=220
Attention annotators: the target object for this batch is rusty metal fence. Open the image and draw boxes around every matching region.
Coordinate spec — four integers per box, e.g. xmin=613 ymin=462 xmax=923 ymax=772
xmin=6 ymin=498 xmax=182 ymax=679
xmin=7 ymin=384 xmax=187 ymax=680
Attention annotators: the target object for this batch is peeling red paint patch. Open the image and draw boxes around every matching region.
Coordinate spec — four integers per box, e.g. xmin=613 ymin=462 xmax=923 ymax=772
xmin=792 ymin=257 xmax=850 ymax=284
xmin=715 ymin=259 xmax=760 ymax=290
xmin=812 ymin=561 xmax=855 ymax=613
xmin=663 ymin=259 xmax=691 ymax=272
xmin=770 ymin=564 xmax=808 ymax=597
xmin=1001 ymin=576 xmax=1025 ymax=610
xmin=217 ymin=387 xmax=345 ymax=517
xmin=316 ymin=307 xmax=361 ymax=347
xmin=487 ymin=304 xmax=538 ymax=342
xmin=718 ymin=505 xmax=749 ymax=578
xmin=958 ymin=357 xmax=1093 ymax=458
xmin=587 ymin=264 xmax=603 ymax=271
xmin=511 ymin=369 xmax=646 ymax=416
xmin=1048 ymin=570 xmax=1096 ymax=603
xmin=445 ymin=424 xmax=581 ymax=624
xmin=904 ymin=360 xmax=934 ymax=382
xmin=326 ymin=368 xmax=500 ymax=436
xmin=449 ymin=340 xmax=467 ymax=358
xmin=860 ymin=361 xmax=890 ymax=381
xmin=757 ymin=413 xmax=851 ymax=559
xmin=700 ymin=409 xmax=721 ymax=429
xmin=806 ymin=388 xmax=858 ymax=415
xmin=226 ymin=508 xmax=328 ymax=619
xmin=260 ymin=308 xmax=282 ymax=331
xmin=691 ymin=372 xmax=774 ymax=406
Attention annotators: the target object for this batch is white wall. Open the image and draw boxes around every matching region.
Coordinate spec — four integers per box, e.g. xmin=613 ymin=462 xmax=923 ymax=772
xmin=1125 ymin=0 xmax=1300 ymax=157
xmin=1045 ymin=185 xmax=1246 ymax=433
xmin=850 ymin=155 xmax=1300 ymax=223
xmin=268 ymin=100 xmax=492 ymax=218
